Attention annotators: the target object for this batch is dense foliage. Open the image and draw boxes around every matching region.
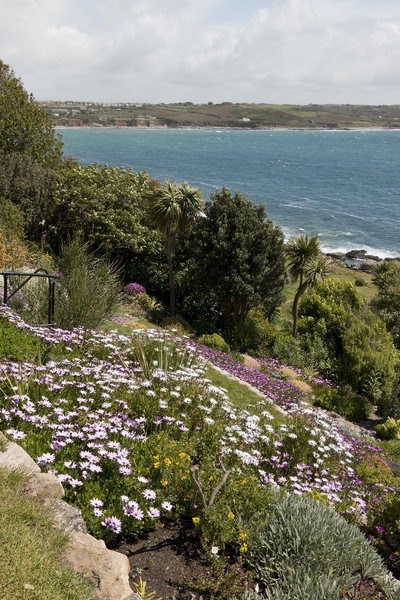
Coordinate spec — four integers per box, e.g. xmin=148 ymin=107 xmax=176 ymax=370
xmin=372 ymin=261 xmax=400 ymax=350
xmin=0 ymin=60 xmax=63 ymax=165
xmin=187 ymin=188 xmax=286 ymax=331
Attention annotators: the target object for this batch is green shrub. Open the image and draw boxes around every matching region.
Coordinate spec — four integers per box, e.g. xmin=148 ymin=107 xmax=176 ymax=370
xmin=376 ymin=418 xmax=400 ymax=441
xmin=224 ymin=309 xmax=276 ymax=357
xmin=367 ymin=490 xmax=400 ymax=578
xmin=161 ymin=315 xmax=195 ymax=336
xmin=272 ymin=333 xmax=331 ymax=373
xmin=355 ymin=277 xmax=367 ymax=287
xmin=198 ymin=333 xmax=231 ymax=354
xmin=314 ymin=386 xmax=370 ymax=421
xmin=134 ymin=293 xmax=166 ymax=323
xmin=243 ymin=494 xmax=399 ymax=600
xmin=55 ymin=237 xmax=120 ymax=330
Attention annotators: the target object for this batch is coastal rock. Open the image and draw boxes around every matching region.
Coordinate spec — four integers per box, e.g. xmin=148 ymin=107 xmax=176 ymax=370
xmin=326 ymin=252 xmax=346 ymax=261
xmin=384 ymin=257 xmax=400 ymax=262
xmin=61 ymin=531 xmax=132 ymax=600
xmin=346 ymin=250 xmax=367 ymax=259
xmin=360 ymin=259 xmax=379 ymax=273
xmin=365 ymin=254 xmax=380 ymax=261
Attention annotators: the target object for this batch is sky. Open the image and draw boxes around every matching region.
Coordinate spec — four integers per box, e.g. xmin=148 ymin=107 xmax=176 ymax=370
xmin=1 ymin=0 xmax=400 ymax=104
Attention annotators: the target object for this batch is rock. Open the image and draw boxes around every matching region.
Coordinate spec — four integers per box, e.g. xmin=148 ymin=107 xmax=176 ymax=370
xmin=241 ymin=354 xmax=261 ymax=371
xmin=384 ymin=257 xmax=400 ymax=262
xmin=350 ymin=263 xmax=361 ymax=270
xmin=61 ymin=531 xmax=133 ymax=600
xmin=0 ymin=436 xmax=40 ymax=476
xmin=50 ymin=499 xmax=87 ymax=534
xmin=346 ymin=249 xmax=367 ymax=259
xmin=326 ymin=252 xmax=346 ymax=261
xmin=23 ymin=473 xmax=65 ymax=502
xmin=365 ymin=254 xmax=380 ymax=261
xmin=360 ymin=259 xmax=378 ymax=273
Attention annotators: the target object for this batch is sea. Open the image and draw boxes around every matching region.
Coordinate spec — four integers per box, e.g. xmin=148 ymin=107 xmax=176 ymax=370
xmin=57 ymin=128 xmax=400 ymax=258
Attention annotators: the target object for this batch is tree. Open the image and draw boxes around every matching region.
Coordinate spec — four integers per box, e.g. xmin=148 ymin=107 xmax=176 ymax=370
xmin=149 ymin=180 xmax=203 ymax=317
xmin=189 ymin=187 xmax=286 ymax=331
xmin=0 ymin=60 xmax=63 ymax=165
xmin=286 ymin=234 xmax=330 ymax=337
xmin=46 ymin=161 xmax=156 ymax=254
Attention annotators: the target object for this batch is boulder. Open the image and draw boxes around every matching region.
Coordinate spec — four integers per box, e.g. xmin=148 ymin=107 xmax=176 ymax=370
xmin=0 ymin=434 xmax=40 ymax=476
xmin=61 ymin=531 xmax=133 ymax=600
xmin=360 ymin=259 xmax=378 ymax=273
xmin=346 ymin=249 xmax=367 ymax=259
xmin=326 ymin=252 xmax=346 ymax=261
xmin=365 ymin=254 xmax=380 ymax=261
xmin=50 ymin=499 xmax=87 ymax=534
xmin=23 ymin=472 xmax=65 ymax=502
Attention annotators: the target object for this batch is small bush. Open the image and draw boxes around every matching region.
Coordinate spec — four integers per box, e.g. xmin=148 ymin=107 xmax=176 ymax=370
xmin=199 ymin=333 xmax=231 ymax=354
xmin=367 ymin=490 xmax=400 ymax=578
xmin=272 ymin=333 xmax=330 ymax=373
xmin=376 ymin=418 xmax=400 ymax=441
xmin=244 ymin=494 xmax=399 ymax=599
xmin=355 ymin=277 xmax=367 ymax=286
xmin=314 ymin=386 xmax=370 ymax=421
xmin=225 ymin=309 xmax=276 ymax=357
xmin=161 ymin=315 xmax=195 ymax=337
xmin=55 ymin=237 xmax=120 ymax=330
xmin=134 ymin=293 xmax=166 ymax=323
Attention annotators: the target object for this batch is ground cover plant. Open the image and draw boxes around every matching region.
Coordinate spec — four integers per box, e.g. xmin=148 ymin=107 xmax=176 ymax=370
xmin=1 ymin=305 xmax=400 ymax=598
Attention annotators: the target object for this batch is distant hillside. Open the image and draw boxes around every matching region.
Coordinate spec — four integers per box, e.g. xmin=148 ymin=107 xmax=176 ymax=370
xmin=37 ymin=100 xmax=400 ymax=129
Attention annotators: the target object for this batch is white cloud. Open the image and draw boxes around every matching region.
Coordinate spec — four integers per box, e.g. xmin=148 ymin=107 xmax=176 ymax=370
xmin=1 ymin=0 xmax=400 ymax=103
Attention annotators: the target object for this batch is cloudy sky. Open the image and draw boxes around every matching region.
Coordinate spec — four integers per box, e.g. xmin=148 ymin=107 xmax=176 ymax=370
xmin=1 ymin=0 xmax=400 ymax=104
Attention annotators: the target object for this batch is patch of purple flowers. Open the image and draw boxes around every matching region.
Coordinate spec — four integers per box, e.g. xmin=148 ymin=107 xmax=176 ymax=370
xmin=123 ymin=283 xmax=146 ymax=297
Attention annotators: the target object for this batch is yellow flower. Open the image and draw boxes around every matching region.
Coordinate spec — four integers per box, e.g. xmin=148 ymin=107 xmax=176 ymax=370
xmin=154 ymin=462 xmax=160 ymax=468
xmin=153 ymin=455 xmax=159 ymax=460
xmin=157 ymin=436 xmax=161 ymax=440
xmin=192 ymin=517 xmax=200 ymax=524
xmin=239 ymin=532 xmax=247 ymax=541
xmin=228 ymin=511 xmax=235 ymax=520
xmin=240 ymin=543 xmax=248 ymax=552
xmin=161 ymin=479 xmax=168 ymax=487
xmin=164 ymin=458 xmax=172 ymax=466
xmin=179 ymin=452 xmax=186 ymax=460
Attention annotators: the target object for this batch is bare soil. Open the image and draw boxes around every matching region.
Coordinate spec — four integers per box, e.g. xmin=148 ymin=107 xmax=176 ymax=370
xmin=112 ymin=519 xmax=212 ymax=600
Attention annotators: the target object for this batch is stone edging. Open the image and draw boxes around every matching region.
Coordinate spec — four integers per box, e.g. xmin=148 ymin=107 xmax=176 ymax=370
xmin=0 ymin=431 xmax=139 ymax=600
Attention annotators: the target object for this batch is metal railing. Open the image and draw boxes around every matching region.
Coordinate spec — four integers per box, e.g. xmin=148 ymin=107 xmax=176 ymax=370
xmin=1 ymin=268 xmax=58 ymax=327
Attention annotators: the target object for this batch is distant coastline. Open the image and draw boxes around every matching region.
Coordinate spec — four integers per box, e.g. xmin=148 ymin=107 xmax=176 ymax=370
xmin=56 ymin=125 xmax=400 ymax=132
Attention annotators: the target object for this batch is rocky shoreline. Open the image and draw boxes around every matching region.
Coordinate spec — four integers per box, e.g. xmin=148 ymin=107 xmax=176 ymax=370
xmin=325 ymin=249 xmax=400 ymax=273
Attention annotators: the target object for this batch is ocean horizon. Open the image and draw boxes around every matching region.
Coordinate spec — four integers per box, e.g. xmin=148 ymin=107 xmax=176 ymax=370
xmin=58 ymin=128 xmax=400 ymax=258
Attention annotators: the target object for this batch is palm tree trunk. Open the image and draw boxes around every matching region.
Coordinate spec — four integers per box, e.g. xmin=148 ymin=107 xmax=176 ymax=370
xmin=292 ymin=278 xmax=308 ymax=337
xmin=167 ymin=231 xmax=176 ymax=317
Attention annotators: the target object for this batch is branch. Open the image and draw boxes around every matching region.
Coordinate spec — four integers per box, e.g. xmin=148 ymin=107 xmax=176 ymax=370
xmin=189 ymin=465 xmax=207 ymax=510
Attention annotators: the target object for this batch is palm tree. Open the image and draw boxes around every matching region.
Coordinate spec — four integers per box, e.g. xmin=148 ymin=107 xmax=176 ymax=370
xmin=286 ymin=234 xmax=330 ymax=337
xmin=149 ymin=180 xmax=203 ymax=317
